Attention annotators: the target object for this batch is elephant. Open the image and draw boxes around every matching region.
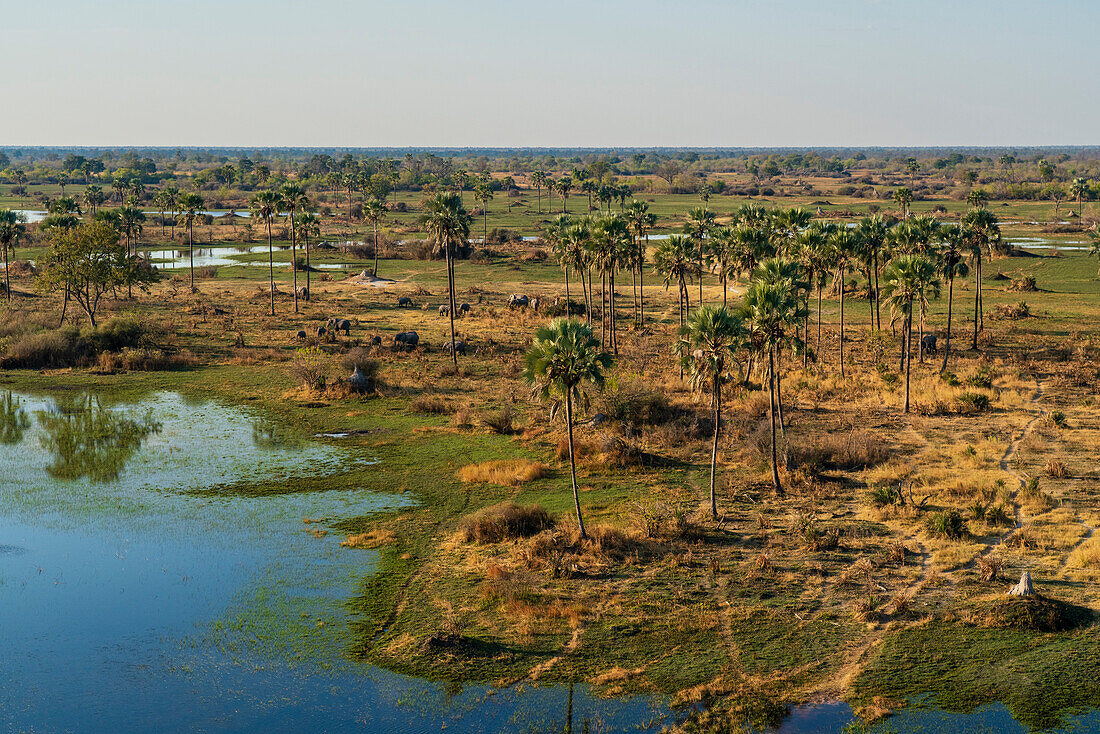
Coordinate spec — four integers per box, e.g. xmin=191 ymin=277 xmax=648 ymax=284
xmin=394 ymin=331 xmax=420 ymax=350
xmin=508 ymin=294 xmax=529 ymax=309
xmin=398 ymin=297 xmax=414 ymax=308
xmin=921 ymin=334 xmax=938 ymax=354
xmin=296 ymin=286 xmax=309 ymax=301
xmin=459 ymin=303 xmax=471 ymax=315
xmin=335 ymin=319 xmax=351 ymax=336
xmin=444 ymin=340 xmax=467 ymax=356
xmin=317 ymin=326 xmax=327 ymax=338
xmin=439 ymin=305 xmax=450 ymax=317
xmin=295 ymin=329 xmax=307 ymax=341
xmin=529 ymin=297 xmax=541 ymax=312
xmin=370 ymin=335 xmax=382 ymax=346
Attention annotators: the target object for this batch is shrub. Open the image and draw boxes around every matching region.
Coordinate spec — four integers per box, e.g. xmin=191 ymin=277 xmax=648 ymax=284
xmin=1046 ymin=459 xmax=1067 ymax=479
xmin=1008 ymin=277 xmax=1037 ymax=292
xmin=482 ymin=404 xmax=515 ymax=434
xmin=410 ymin=395 xmax=452 ymax=415
xmin=992 ymin=301 xmax=1031 ymax=319
xmin=456 ymin=459 xmax=548 ymax=487
xmin=869 ymin=486 xmax=897 ymax=508
xmin=287 ymin=346 xmax=328 ymax=390
xmin=955 ymin=392 xmax=991 ymax=413
xmin=926 ymin=509 xmax=967 ymax=539
xmin=458 ymin=502 xmax=554 ymax=543
xmin=1048 ymin=410 xmax=1067 ymax=428
xmin=82 ymin=316 xmax=160 ymax=352
xmin=986 ymin=504 xmax=1013 ymax=526
xmin=196 ymin=265 xmax=219 ymax=279
xmin=2 ymin=328 xmax=88 ymax=368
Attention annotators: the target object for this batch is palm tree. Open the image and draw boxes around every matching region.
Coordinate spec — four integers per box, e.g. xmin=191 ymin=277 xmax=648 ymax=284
xmin=523 ymin=318 xmax=612 ymax=539
xmin=250 ymin=190 xmax=282 ymax=316
xmin=83 ymin=186 xmax=104 ymax=217
xmin=177 ymin=192 xmax=205 ymax=291
xmin=561 ymin=220 xmax=590 ymax=319
xmin=686 ymin=207 xmax=716 ymax=305
xmin=893 ymin=187 xmax=913 ymax=219
xmin=937 ymin=224 xmax=970 ymax=373
xmin=625 ymin=200 xmax=656 ymax=326
xmin=422 ymin=192 xmax=472 ymax=366
xmin=962 ymin=209 xmax=1000 ymax=349
xmin=162 ymin=186 xmax=180 ymax=241
xmin=1069 ymin=177 xmax=1090 ymax=219
xmin=677 ymin=305 xmax=744 ymax=518
xmin=856 ymin=215 xmax=890 ymax=330
xmin=363 ymin=198 xmax=388 ymax=277
xmin=882 ymin=255 xmax=939 ymax=413
xmin=829 ymin=228 xmax=859 ymax=376
xmin=531 ymin=171 xmax=545 ymax=214
xmin=591 ymin=214 xmax=630 ymax=353
xmin=280 ymin=183 xmax=310 ymax=313
xmin=557 ymin=178 xmax=572 ymax=213
xmin=473 ymin=182 xmax=493 ymax=242
xmin=740 ymin=270 xmax=806 ymax=494
xmin=654 ymin=234 xmax=695 ymax=331
xmin=0 ymin=210 xmax=26 ymax=302
xmin=295 ymin=211 xmax=320 ymax=300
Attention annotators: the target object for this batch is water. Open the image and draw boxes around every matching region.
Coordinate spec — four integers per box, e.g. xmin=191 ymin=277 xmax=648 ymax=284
xmin=13 ymin=209 xmax=261 ymax=223
xmin=778 ymin=699 xmax=1100 ymax=733
xmin=142 ymin=245 xmax=355 ymax=271
xmin=0 ymin=390 xmax=681 ymax=733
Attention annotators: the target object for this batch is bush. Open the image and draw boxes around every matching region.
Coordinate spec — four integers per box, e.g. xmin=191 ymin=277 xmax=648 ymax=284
xmin=482 ymin=404 xmax=515 ymax=434
xmin=967 ymin=366 xmax=996 ymax=388
xmin=82 ymin=316 xmax=159 ymax=352
xmin=955 ymin=392 xmax=991 ymax=413
xmin=458 ymin=502 xmax=554 ymax=543
xmin=992 ymin=301 xmax=1030 ymax=319
xmin=1008 ymin=276 xmax=1037 ymax=292
xmin=287 ymin=346 xmax=328 ymax=390
xmin=2 ymin=328 xmax=88 ymax=368
xmin=926 ymin=509 xmax=967 ymax=539
xmin=410 ymin=395 xmax=452 ymax=415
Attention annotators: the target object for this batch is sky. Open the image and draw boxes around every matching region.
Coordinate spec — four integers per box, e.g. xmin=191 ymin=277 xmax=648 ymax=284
xmin=4 ymin=0 xmax=1098 ymax=147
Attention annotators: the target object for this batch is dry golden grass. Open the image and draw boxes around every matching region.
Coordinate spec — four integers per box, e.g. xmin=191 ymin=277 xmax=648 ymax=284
xmin=456 ymin=459 xmax=548 ymax=486
xmin=340 ymin=528 xmax=396 ymax=548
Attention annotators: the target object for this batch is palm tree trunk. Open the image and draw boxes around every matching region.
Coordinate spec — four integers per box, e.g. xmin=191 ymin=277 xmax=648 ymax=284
xmin=918 ymin=300 xmax=925 ymax=363
xmin=972 ymin=257 xmax=981 ymax=350
xmin=639 ymin=234 xmax=648 ymax=328
xmin=291 ymin=221 xmax=299 ymax=314
xmin=447 ymin=242 xmax=458 ymax=367
xmin=304 ymin=230 xmax=311 ymax=300
xmin=941 ymin=274 xmax=954 ymax=373
xmin=839 ymin=264 xmax=845 ymax=377
xmin=564 ymin=266 xmax=570 ymax=313
xmin=565 ymin=391 xmax=586 ymax=539
xmin=3 ymin=244 xmax=9 ymax=302
xmin=373 ymin=221 xmax=380 ymax=277
xmin=710 ymin=372 xmax=721 ymax=519
xmin=768 ymin=346 xmax=783 ymax=495
xmin=267 ymin=219 xmax=275 ymax=316
xmin=188 ymin=221 xmax=195 ymax=291
xmin=873 ymin=249 xmax=881 ymax=330
xmin=817 ymin=285 xmax=823 ymax=364
xmin=904 ymin=310 xmax=913 ymax=413
xmin=698 ymin=240 xmax=704 ymax=307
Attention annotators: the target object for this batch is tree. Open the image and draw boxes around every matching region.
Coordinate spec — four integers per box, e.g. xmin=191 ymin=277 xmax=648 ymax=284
xmin=829 ymin=228 xmax=859 ymax=376
xmin=177 ymin=192 xmax=205 ymax=291
xmin=686 ymin=207 xmax=716 ymax=305
xmin=363 ymin=198 xmax=387 ymax=278
xmin=625 ymin=200 xmax=656 ymax=326
xmin=740 ymin=268 xmax=806 ymax=494
xmin=591 ymin=214 xmax=630 ymax=353
xmin=295 ymin=211 xmax=320 ymax=299
xmin=882 ymin=254 xmax=939 ymax=413
xmin=962 ymin=209 xmax=1000 ymax=349
xmin=560 ymin=219 xmax=590 ymax=319
xmin=1069 ymin=177 xmax=1090 ymax=219
xmin=893 ymin=187 xmax=913 ymax=219
xmin=557 ymin=177 xmax=572 ymax=213
xmin=966 ymin=188 xmax=989 ymax=210
xmin=523 ymin=318 xmax=612 ymax=539
xmin=654 ymin=234 xmax=694 ymax=334
xmin=0 ymin=209 xmax=26 ymax=301
xmin=856 ymin=215 xmax=891 ymax=330
xmin=280 ymin=183 xmax=310 ymax=313
xmin=422 ymin=192 xmax=472 ymax=366
xmin=531 ymin=171 xmax=546 ymax=214
xmin=676 ymin=305 xmax=744 ymax=519
xmin=37 ymin=222 xmax=150 ymax=327
xmin=937 ymin=224 xmax=970 ymax=373
xmin=83 ymin=185 xmax=105 ymax=217
xmin=250 ymin=190 xmax=282 ymax=316
xmin=473 ymin=182 xmax=493 ymax=242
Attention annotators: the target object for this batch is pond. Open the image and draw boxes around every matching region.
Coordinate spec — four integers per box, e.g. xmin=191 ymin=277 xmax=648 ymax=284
xmin=0 ymin=389 xmax=682 ymax=732
xmin=142 ymin=246 xmax=357 ymax=271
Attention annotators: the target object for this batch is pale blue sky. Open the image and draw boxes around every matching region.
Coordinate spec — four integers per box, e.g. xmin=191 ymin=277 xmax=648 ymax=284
xmin=4 ymin=0 xmax=1097 ymax=146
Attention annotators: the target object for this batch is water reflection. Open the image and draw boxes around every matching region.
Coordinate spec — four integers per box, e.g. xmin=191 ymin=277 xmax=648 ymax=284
xmin=36 ymin=396 xmax=161 ymax=481
xmin=251 ymin=419 xmax=307 ymax=450
xmin=0 ymin=392 xmax=30 ymax=445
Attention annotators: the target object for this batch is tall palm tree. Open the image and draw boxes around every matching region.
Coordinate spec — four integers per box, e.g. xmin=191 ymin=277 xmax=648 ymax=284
xmin=686 ymin=207 xmax=716 ymax=305
xmin=557 ymin=178 xmax=572 ymax=213
xmin=83 ymin=186 xmax=104 ymax=217
xmin=829 ymin=228 xmax=859 ymax=376
xmin=177 ymin=192 xmax=205 ymax=291
xmin=591 ymin=214 xmax=629 ymax=353
xmin=677 ymin=305 xmax=744 ymax=518
xmin=0 ymin=210 xmax=26 ymax=302
xmin=523 ymin=318 xmax=612 ymax=540
xmin=962 ymin=209 xmax=1000 ymax=349
xmin=882 ymin=255 xmax=939 ymax=413
xmin=162 ymin=186 xmax=180 ymax=241
xmin=280 ymin=184 xmax=310 ymax=313
xmin=625 ymin=200 xmax=656 ymax=327
xmin=531 ymin=171 xmax=545 ymax=214
xmin=856 ymin=215 xmax=891 ymax=330
xmin=295 ymin=211 xmax=320 ymax=300
xmin=740 ymin=271 xmax=806 ymax=494
xmin=654 ymin=234 xmax=695 ymax=332
xmin=893 ymin=187 xmax=913 ymax=219
xmin=561 ymin=220 xmax=591 ymax=319
xmin=473 ymin=182 xmax=493 ymax=242
xmin=1069 ymin=177 xmax=1090 ymax=219
xmin=937 ymin=224 xmax=970 ymax=373
xmin=363 ymin=198 xmax=388 ymax=278
xmin=250 ymin=190 xmax=282 ymax=316
xmin=422 ymin=192 xmax=472 ymax=366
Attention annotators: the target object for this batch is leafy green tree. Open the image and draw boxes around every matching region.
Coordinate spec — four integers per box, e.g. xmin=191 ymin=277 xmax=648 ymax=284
xmin=893 ymin=187 xmax=913 ymax=219
xmin=422 ymin=192 xmax=472 ymax=366
xmin=177 ymin=192 xmax=205 ymax=290
xmin=676 ymin=305 xmax=744 ymax=518
xmin=523 ymin=318 xmax=612 ymax=539
xmin=83 ymin=185 xmax=105 ymax=217
xmin=250 ymin=190 xmax=282 ymax=316
xmin=0 ymin=209 xmax=26 ymax=301
xmin=37 ymin=221 xmax=151 ymax=327
xmin=966 ymin=188 xmax=989 ymax=210
xmin=1069 ymin=177 xmax=1090 ymax=219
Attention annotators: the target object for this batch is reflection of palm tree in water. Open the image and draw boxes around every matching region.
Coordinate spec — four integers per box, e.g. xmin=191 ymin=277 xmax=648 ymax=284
xmin=0 ymin=392 xmax=30 ymax=445
xmin=36 ymin=395 xmax=161 ymax=481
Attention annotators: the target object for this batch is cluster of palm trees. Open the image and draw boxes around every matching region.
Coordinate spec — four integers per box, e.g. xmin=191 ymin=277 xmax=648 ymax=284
xmin=530 ymin=171 xmax=633 ymax=216
xmin=248 ymin=184 xmax=326 ymax=316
